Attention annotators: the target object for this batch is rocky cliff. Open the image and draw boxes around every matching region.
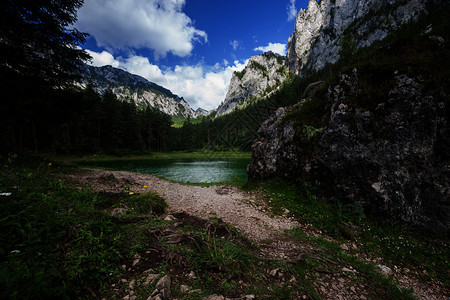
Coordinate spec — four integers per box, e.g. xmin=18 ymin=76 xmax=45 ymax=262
xmin=248 ymin=0 xmax=449 ymax=234
xmin=215 ymin=52 xmax=288 ymax=117
xmin=80 ymin=64 xmax=208 ymax=119
xmin=248 ymin=68 xmax=449 ymax=235
xmin=287 ymin=0 xmax=427 ymax=75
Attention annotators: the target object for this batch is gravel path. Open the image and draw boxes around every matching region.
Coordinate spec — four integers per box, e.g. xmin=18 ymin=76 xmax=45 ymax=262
xmin=66 ymin=168 xmax=299 ymax=244
xmin=64 ymin=168 xmax=449 ymax=300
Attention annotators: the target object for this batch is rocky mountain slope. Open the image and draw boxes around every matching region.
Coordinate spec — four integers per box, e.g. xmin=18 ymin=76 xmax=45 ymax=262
xmin=80 ymin=64 xmax=208 ymax=119
xmin=287 ymin=0 xmax=427 ymax=75
xmin=248 ymin=0 xmax=449 ymax=234
xmin=215 ymin=52 xmax=288 ymax=117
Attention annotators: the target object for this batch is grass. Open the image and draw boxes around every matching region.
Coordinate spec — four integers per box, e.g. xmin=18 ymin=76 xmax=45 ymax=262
xmin=0 ymin=156 xmax=168 ymax=299
xmin=249 ymin=178 xmax=450 ymax=291
xmin=1 ymin=155 xmax=447 ymax=299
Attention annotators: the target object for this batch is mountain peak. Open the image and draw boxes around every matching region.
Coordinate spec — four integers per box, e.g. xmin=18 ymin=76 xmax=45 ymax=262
xmin=288 ymin=0 xmax=428 ymax=75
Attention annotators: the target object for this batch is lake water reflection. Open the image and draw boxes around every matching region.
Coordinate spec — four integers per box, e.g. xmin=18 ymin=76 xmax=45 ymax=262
xmin=79 ymin=158 xmax=250 ymax=184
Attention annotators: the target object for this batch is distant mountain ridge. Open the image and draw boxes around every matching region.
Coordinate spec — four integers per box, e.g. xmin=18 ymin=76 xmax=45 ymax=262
xmin=80 ymin=64 xmax=209 ymax=119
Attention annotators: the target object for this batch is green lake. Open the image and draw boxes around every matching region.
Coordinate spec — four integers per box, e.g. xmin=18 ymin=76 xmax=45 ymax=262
xmin=78 ymin=158 xmax=251 ymax=184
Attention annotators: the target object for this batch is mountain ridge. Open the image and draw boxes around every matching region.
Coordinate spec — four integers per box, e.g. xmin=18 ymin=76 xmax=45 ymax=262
xmin=80 ymin=64 xmax=209 ymax=120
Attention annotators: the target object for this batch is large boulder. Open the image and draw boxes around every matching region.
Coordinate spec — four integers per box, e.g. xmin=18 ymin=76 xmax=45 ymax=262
xmin=248 ymin=69 xmax=450 ymax=235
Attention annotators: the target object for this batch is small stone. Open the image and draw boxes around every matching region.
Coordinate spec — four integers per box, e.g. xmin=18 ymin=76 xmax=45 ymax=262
xmin=243 ymin=295 xmax=255 ymax=300
xmin=202 ymin=295 xmax=225 ymax=300
xmin=164 ymin=215 xmax=176 ymax=221
xmin=160 ymin=288 xmax=170 ymax=299
xmin=130 ymin=296 xmax=137 ymax=300
xmin=376 ymin=265 xmax=393 ymax=277
xmin=180 ymin=285 xmax=189 ymax=293
xmin=342 ymin=267 xmax=356 ymax=273
xmin=269 ymin=268 xmax=283 ymax=278
xmin=123 ymin=296 xmax=130 ymax=300
xmin=129 ymin=279 xmax=136 ymax=290
xmin=132 ymin=257 xmax=140 ymax=266
xmin=302 ymin=295 xmax=308 ymax=300
xmin=143 ymin=274 xmax=159 ymax=286
xmin=122 ymin=265 xmax=127 ymax=270
xmin=350 ymin=286 xmax=356 ymax=293
xmin=188 ymin=271 xmax=197 ymax=279
xmin=121 ymin=279 xmax=128 ymax=283
xmin=155 ymin=275 xmax=171 ymax=290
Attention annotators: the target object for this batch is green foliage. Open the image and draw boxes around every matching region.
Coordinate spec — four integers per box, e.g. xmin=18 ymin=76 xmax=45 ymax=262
xmin=253 ymin=178 xmax=449 ymax=288
xmin=128 ymin=192 xmax=167 ymax=215
xmin=249 ymin=61 xmax=268 ymax=77
xmin=289 ymin=230 xmax=418 ymax=300
xmin=0 ymin=156 xmax=168 ymax=298
xmin=234 ymin=69 xmax=246 ymax=80
xmin=0 ymin=0 xmax=90 ymax=154
xmin=192 ymin=237 xmax=252 ymax=274
xmin=358 ymin=222 xmax=450 ymax=286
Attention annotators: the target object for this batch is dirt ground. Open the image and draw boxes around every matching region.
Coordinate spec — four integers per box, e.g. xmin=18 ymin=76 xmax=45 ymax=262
xmin=64 ymin=168 xmax=449 ymax=300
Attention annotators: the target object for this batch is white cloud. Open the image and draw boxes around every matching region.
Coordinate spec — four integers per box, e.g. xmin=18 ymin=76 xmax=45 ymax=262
xmin=229 ymin=40 xmax=240 ymax=51
xmin=287 ymin=0 xmax=298 ymax=22
xmin=254 ymin=43 xmax=287 ymax=56
xmin=84 ymin=50 xmax=247 ymax=111
xmin=76 ymin=0 xmax=207 ymax=58
xmin=85 ymin=50 xmax=120 ymax=68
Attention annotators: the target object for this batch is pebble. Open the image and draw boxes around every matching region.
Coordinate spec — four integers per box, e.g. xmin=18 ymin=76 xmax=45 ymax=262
xmin=129 ymin=279 xmax=136 ymax=290
xmin=143 ymin=274 xmax=159 ymax=286
xmin=164 ymin=215 xmax=176 ymax=221
xmin=132 ymin=256 xmax=141 ymax=266
xmin=376 ymin=265 xmax=393 ymax=277
xmin=180 ymin=284 xmax=189 ymax=293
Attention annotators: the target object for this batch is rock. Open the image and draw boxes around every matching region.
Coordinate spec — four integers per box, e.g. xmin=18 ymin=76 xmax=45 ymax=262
xmin=132 ymin=257 xmax=140 ymax=266
xmin=111 ymin=207 xmax=128 ymax=216
xmin=180 ymin=284 xmax=189 ymax=293
xmin=155 ymin=275 xmax=171 ymax=291
xmin=269 ymin=268 xmax=283 ymax=278
xmin=164 ymin=215 xmax=176 ymax=221
xmin=342 ymin=267 xmax=356 ymax=273
xmin=129 ymin=279 xmax=136 ymax=290
xmin=148 ymin=275 xmax=171 ymax=300
xmin=188 ymin=271 xmax=197 ymax=279
xmin=376 ymin=265 xmax=394 ymax=277
xmin=202 ymin=295 xmax=225 ymax=300
xmin=248 ymin=68 xmax=450 ymax=235
xmin=287 ymin=0 xmax=428 ymax=75
xmin=143 ymin=274 xmax=159 ymax=286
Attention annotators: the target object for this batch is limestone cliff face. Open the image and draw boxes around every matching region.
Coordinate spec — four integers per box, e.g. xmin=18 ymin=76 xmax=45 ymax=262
xmin=215 ymin=52 xmax=288 ymax=117
xmin=287 ymin=0 xmax=427 ymax=75
xmin=81 ymin=64 xmax=207 ymax=119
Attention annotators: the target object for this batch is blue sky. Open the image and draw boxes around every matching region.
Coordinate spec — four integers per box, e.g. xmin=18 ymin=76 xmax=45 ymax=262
xmin=76 ymin=0 xmax=310 ymax=110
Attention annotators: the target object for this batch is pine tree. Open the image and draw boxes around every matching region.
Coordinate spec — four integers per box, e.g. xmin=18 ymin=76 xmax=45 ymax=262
xmin=0 ymin=0 xmax=89 ymax=152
